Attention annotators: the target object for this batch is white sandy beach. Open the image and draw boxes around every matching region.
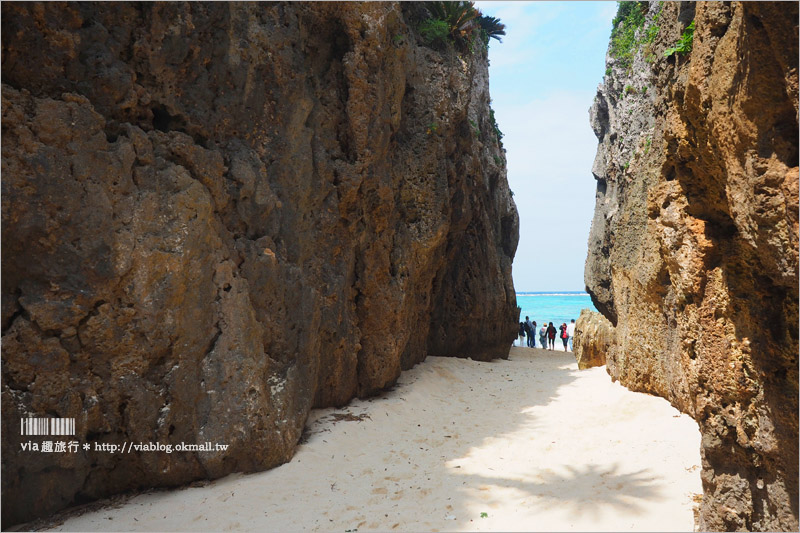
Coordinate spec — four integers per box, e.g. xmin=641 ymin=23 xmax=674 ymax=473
xmin=50 ymin=347 xmax=702 ymax=532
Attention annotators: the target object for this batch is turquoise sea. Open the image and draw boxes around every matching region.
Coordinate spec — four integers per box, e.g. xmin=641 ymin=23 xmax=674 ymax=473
xmin=515 ymin=292 xmax=598 ymax=327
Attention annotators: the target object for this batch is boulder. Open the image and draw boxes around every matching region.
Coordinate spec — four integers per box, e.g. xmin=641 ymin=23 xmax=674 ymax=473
xmin=573 ymin=309 xmax=615 ymax=370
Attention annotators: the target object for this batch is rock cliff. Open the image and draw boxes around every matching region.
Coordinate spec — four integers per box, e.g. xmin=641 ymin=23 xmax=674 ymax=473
xmin=1 ymin=2 xmax=518 ymax=525
xmin=586 ymin=1 xmax=798 ymax=530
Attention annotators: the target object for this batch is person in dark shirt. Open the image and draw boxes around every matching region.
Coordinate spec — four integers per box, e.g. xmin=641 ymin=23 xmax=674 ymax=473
xmin=546 ymin=322 xmax=557 ymax=350
xmin=524 ymin=316 xmax=535 ymax=348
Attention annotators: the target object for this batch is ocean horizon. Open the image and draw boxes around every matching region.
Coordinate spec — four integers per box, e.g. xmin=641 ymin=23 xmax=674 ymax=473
xmin=515 ymin=291 xmax=598 ymax=327
xmin=516 ymin=290 xmax=588 ymax=296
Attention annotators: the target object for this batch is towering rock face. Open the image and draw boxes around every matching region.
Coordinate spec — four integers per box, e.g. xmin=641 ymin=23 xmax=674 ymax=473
xmin=587 ymin=2 xmax=798 ymax=530
xmin=1 ymin=2 xmax=518 ymax=525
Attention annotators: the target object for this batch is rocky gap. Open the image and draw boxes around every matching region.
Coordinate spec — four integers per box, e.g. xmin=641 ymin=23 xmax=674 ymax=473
xmin=151 ymin=104 xmax=182 ymax=133
xmin=1 ymin=297 xmax=25 ymax=334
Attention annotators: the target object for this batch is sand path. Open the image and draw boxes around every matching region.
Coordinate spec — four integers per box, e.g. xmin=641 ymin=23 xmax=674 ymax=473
xmin=51 ymin=347 xmax=702 ymax=532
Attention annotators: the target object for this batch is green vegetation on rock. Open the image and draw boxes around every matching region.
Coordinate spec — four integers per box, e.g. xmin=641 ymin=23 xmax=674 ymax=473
xmin=478 ymin=14 xmax=506 ymax=45
xmin=663 ymin=20 xmax=695 ymax=57
xmin=490 ymin=108 xmax=504 ymax=142
xmin=426 ymin=0 xmax=479 ymax=48
xmin=419 ymin=1 xmax=505 ymax=52
xmin=419 ymin=18 xmax=450 ymax=46
xmin=609 ymin=1 xmax=660 ymax=70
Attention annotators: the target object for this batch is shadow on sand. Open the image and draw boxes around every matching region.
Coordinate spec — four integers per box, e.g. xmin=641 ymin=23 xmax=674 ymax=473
xmin=40 ymin=346 xmax=693 ymax=532
xmin=460 ymin=463 xmax=664 ymax=518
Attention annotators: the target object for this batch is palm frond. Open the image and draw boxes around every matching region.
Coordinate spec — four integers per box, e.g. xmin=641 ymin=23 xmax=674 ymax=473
xmin=479 ymin=15 xmax=506 ymax=41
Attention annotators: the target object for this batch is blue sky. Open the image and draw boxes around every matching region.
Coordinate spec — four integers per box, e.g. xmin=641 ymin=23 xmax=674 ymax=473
xmin=475 ymin=1 xmax=617 ymax=291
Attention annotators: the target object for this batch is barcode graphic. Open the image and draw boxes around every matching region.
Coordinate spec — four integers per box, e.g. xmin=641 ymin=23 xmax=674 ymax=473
xmin=50 ymin=418 xmax=75 ymax=435
xmin=20 ymin=418 xmax=75 ymax=436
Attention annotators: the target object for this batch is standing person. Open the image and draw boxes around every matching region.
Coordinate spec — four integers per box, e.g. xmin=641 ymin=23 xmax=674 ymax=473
xmin=524 ymin=316 xmax=534 ymax=348
xmin=547 ymin=322 xmax=557 ymax=350
xmin=560 ymin=323 xmax=569 ymax=351
xmin=518 ymin=322 xmax=526 ymax=347
xmin=539 ymin=322 xmax=547 ymax=348
xmin=567 ymin=319 xmax=576 ymax=351
xmin=530 ymin=321 xmax=537 ymax=348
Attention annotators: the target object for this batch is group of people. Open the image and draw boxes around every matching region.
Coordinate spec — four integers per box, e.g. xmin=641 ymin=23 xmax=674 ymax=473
xmin=517 ymin=316 xmax=575 ymax=351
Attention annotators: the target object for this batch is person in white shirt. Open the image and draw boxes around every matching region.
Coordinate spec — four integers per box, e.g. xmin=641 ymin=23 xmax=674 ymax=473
xmin=566 ymin=319 xmax=576 ymax=351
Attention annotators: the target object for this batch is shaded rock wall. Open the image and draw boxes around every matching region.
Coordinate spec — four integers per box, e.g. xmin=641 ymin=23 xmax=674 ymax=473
xmin=1 ymin=2 xmax=518 ymax=525
xmin=572 ymin=309 xmax=615 ymax=370
xmin=586 ymin=2 xmax=798 ymax=530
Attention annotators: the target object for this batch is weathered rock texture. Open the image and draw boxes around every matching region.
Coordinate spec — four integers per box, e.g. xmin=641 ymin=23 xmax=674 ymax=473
xmin=1 ymin=2 xmax=518 ymax=525
xmin=586 ymin=1 xmax=798 ymax=530
xmin=573 ymin=309 xmax=614 ymax=370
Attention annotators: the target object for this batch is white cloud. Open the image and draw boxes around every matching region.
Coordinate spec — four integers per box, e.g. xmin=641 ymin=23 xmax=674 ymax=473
xmin=494 ymin=91 xmax=601 ymax=291
xmin=497 ymin=91 xmax=598 ymax=185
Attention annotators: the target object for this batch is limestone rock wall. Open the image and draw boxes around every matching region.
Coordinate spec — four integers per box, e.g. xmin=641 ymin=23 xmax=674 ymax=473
xmin=0 ymin=2 xmax=518 ymax=525
xmin=572 ymin=309 xmax=615 ymax=370
xmin=586 ymin=2 xmax=798 ymax=530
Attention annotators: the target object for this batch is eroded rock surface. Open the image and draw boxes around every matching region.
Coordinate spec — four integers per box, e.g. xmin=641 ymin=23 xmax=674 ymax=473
xmin=1 ymin=2 xmax=518 ymax=525
xmin=586 ymin=2 xmax=798 ymax=530
xmin=573 ymin=309 xmax=615 ymax=370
